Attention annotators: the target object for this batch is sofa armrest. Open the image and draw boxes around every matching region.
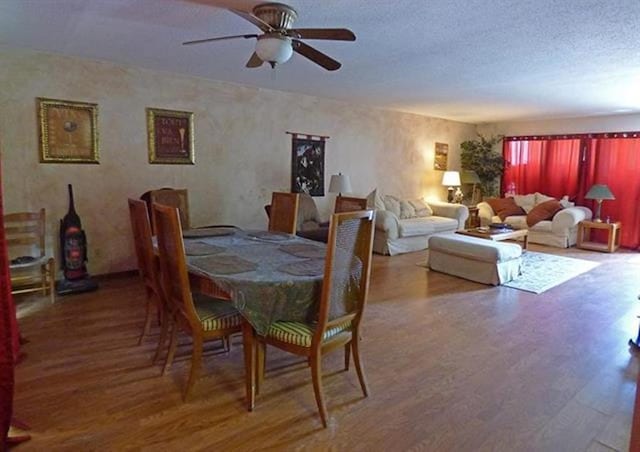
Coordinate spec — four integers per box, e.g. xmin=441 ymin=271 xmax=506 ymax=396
xmin=428 ymin=201 xmax=469 ymax=229
xmin=375 ymin=210 xmax=399 ymax=239
xmin=476 ymin=202 xmax=495 ymax=226
xmin=551 ymin=206 xmax=593 ymax=234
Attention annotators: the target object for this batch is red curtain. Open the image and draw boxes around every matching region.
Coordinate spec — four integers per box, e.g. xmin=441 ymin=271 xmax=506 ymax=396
xmin=502 ymin=139 xmax=582 ymax=198
xmin=579 ymin=138 xmax=640 ymax=248
xmin=0 ymin=157 xmax=19 ymax=445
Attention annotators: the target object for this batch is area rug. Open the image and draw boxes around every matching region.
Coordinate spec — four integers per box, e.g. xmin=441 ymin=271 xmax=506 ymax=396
xmin=503 ymin=251 xmax=600 ymax=294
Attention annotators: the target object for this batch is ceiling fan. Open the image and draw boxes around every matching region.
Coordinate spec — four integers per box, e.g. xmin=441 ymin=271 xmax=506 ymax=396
xmin=183 ymin=2 xmax=356 ymax=71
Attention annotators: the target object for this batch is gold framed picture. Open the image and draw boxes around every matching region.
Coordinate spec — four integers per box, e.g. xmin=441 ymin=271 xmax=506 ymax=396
xmin=146 ymin=108 xmax=195 ymax=164
xmin=434 ymin=142 xmax=449 ymax=170
xmin=38 ymin=98 xmax=99 ymax=164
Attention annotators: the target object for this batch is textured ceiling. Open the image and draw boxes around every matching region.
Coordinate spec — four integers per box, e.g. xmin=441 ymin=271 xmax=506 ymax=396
xmin=1 ymin=0 xmax=639 ymax=123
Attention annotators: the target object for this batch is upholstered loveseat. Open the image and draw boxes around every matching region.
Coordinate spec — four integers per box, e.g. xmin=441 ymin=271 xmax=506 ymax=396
xmin=477 ymin=192 xmax=592 ymax=248
xmin=367 ymin=190 xmax=468 ymax=255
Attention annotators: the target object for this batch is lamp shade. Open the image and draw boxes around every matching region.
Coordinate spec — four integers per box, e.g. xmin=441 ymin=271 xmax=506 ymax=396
xmin=584 ymin=184 xmax=615 ymax=200
xmin=460 ymin=170 xmax=481 ymax=184
xmin=441 ymin=171 xmax=461 ymax=187
xmin=328 ymin=173 xmax=352 ymax=194
xmin=255 ymin=35 xmax=293 ymax=65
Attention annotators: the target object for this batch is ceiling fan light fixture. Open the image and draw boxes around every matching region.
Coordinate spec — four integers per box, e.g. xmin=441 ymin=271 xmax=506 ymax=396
xmin=255 ymin=35 xmax=293 ymax=66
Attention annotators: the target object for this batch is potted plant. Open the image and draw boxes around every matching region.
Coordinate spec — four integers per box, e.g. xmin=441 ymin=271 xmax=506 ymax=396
xmin=460 ymin=134 xmax=505 ymax=198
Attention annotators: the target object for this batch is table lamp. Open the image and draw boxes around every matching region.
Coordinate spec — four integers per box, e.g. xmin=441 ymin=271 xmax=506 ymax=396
xmin=328 ymin=173 xmax=352 ymax=197
xmin=584 ymin=184 xmax=615 ymax=222
xmin=442 ymin=171 xmax=461 ymax=203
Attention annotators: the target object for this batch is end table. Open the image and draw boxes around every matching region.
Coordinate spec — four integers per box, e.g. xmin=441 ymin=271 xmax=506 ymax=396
xmin=577 ymin=220 xmax=621 ymax=253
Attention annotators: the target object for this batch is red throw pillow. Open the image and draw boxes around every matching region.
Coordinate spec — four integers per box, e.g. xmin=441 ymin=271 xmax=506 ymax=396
xmin=526 ymin=199 xmax=563 ymax=227
xmin=485 ymin=197 xmax=525 ymax=221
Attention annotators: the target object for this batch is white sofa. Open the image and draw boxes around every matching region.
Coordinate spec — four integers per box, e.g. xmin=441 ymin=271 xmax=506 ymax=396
xmin=477 ymin=193 xmax=592 ymax=248
xmin=368 ymin=191 xmax=468 ymax=255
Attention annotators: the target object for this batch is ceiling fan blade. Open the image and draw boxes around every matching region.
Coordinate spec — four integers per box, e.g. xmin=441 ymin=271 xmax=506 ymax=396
xmin=246 ymin=52 xmax=264 ymax=68
xmin=230 ymin=8 xmax=273 ymax=32
xmin=183 ymin=34 xmax=257 ymax=46
xmin=292 ymin=40 xmax=341 ymax=71
xmin=288 ymin=28 xmax=356 ymax=41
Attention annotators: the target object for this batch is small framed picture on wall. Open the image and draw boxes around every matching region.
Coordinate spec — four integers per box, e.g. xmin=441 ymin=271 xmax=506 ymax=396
xmin=147 ymin=108 xmax=195 ymax=164
xmin=434 ymin=142 xmax=449 ymax=170
xmin=38 ymin=97 xmax=99 ymax=164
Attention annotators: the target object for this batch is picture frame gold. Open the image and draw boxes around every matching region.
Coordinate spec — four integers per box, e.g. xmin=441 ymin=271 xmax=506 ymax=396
xmin=146 ymin=108 xmax=195 ymax=164
xmin=38 ymin=98 xmax=99 ymax=164
xmin=434 ymin=142 xmax=449 ymax=170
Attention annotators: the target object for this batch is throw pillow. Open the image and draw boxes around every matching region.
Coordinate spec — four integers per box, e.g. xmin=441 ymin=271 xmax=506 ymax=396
xmin=409 ymin=199 xmax=433 ymax=217
xmin=383 ymin=195 xmax=401 ymax=217
xmin=526 ymin=199 xmax=563 ymax=227
xmin=513 ymin=194 xmax=536 ymax=213
xmin=559 ymin=195 xmax=575 ymax=208
xmin=535 ymin=192 xmax=556 ymax=205
xmin=485 ymin=197 xmax=526 ymax=221
xmin=399 ymin=200 xmax=416 ymax=219
xmin=366 ymin=189 xmax=386 ymax=211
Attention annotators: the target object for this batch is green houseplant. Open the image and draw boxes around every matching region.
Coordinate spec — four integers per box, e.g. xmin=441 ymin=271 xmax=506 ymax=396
xmin=460 ymin=134 xmax=505 ymax=198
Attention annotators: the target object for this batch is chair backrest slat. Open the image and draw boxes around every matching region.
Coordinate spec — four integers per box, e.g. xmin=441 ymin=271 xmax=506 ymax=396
xmin=314 ymin=210 xmax=375 ymax=345
xmin=334 ymin=196 xmax=368 ymax=214
xmin=153 ymin=203 xmax=199 ymax=325
xmin=148 ymin=189 xmax=190 ymax=232
xmin=128 ymin=199 xmax=157 ymax=288
xmin=4 ymin=208 xmax=46 ymax=258
xmin=269 ymin=192 xmax=299 ymax=234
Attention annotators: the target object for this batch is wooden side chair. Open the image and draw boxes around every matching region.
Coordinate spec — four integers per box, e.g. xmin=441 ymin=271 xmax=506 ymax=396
xmin=268 ymin=192 xmax=299 ymax=234
xmin=334 ymin=196 xmax=367 ymax=214
xmin=5 ymin=208 xmax=55 ymax=303
xmin=128 ymin=199 xmax=170 ymax=363
xmin=256 ymin=209 xmax=376 ymax=427
xmin=147 ymin=188 xmax=190 ymax=232
xmin=153 ymin=203 xmax=243 ymax=400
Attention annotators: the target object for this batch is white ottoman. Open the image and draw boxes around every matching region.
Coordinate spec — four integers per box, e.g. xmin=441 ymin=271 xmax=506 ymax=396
xmin=428 ymin=234 xmax=522 ymax=285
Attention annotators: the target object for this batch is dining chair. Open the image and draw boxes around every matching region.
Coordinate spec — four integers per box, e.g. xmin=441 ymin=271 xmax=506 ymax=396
xmin=145 ymin=188 xmax=190 ymax=232
xmin=268 ymin=192 xmax=299 ymax=234
xmin=153 ymin=203 xmax=243 ymax=400
xmin=5 ymin=208 xmax=55 ymax=303
xmin=256 ymin=209 xmax=376 ymax=427
xmin=334 ymin=195 xmax=367 ymax=214
xmin=128 ymin=199 xmax=170 ymax=363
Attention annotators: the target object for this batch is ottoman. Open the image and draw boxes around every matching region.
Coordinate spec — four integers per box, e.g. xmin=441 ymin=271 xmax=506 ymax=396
xmin=428 ymin=234 xmax=522 ymax=285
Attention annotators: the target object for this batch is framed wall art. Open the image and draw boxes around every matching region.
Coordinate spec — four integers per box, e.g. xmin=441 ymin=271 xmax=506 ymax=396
xmin=290 ymin=134 xmax=326 ymax=196
xmin=38 ymin=98 xmax=99 ymax=164
xmin=146 ymin=108 xmax=194 ymax=164
xmin=434 ymin=142 xmax=449 ymax=170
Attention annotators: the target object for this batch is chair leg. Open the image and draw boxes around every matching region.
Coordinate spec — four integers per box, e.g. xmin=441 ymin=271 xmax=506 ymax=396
xmin=138 ymin=296 xmax=154 ymax=346
xmin=310 ymin=352 xmax=328 ymax=428
xmin=48 ymin=260 xmax=55 ymax=304
xmin=183 ymin=336 xmax=203 ymax=401
xmin=344 ymin=343 xmax=351 ymax=371
xmin=256 ymin=341 xmax=266 ymax=395
xmin=351 ymin=336 xmax=369 ymax=397
xmin=153 ymin=308 xmax=169 ymax=364
xmin=162 ymin=320 xmax=179 ymax=375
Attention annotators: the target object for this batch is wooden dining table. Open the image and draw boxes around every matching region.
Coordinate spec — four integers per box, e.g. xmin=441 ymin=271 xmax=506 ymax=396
xmin=183 ymin=227 xmax=327 ymax=410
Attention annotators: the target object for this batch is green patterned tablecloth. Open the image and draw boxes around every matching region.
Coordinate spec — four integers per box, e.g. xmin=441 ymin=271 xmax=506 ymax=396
xmin=186 ymin=230 xmax=325 ymax=335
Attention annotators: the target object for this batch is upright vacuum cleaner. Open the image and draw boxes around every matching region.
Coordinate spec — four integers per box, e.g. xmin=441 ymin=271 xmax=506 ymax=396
xmin=56 ymin=184 xmax=98 ymax=295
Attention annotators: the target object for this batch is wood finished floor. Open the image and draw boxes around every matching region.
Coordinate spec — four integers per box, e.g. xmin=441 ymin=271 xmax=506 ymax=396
xmin=12 ymin=244 xmax=640 ymax=451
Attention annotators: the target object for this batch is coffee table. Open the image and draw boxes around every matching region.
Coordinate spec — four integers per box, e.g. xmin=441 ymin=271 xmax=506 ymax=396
xmin=456 ymin=227 xmax=529 ymax=249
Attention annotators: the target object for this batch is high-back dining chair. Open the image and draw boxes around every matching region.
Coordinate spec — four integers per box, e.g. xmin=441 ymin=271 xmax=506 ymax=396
xmin=268 ymin=192 xmax=299 ymax=234
xmin=256 ymin=209 xmax=376 ymax=427
xmin=5 ymin=208 xmax=55 ymax=303
xmin=334 ymin=196 xmax=368 ymax=214
xmin=128 ymin=199 xmax=170 ymax=363
xmin=153 ymin=203 xmax=243 ymax=400
xmin=146 ymin=188 xmax=190 ymax=232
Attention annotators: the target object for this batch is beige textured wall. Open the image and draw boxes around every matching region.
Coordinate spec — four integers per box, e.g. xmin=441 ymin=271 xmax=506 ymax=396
xmin=0 ymin=48 xmax=475 ymax=274
xmin=477 ymin=113 xmax=640 ymax=137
